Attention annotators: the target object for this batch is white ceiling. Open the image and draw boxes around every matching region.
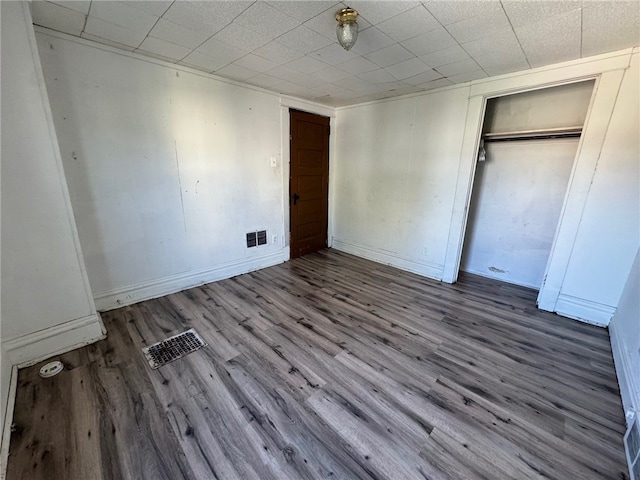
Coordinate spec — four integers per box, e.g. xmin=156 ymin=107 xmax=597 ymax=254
xmin=31 ymin=0 xmax=640 ymax=106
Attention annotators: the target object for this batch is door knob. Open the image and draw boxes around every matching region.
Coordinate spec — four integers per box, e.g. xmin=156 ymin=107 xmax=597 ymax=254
xmin=293 ymin=193 xmax=300 ymax=205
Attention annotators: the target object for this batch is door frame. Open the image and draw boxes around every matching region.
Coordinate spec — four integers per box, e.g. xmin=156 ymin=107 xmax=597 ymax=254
xmin=280 ymin=97 xmax=336 ymax=261
xmin=441 ymin=52 xmax=630 ymax=316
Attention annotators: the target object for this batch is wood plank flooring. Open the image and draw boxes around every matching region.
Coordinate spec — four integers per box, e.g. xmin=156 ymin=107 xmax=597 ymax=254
xmin=7 ymin=249 xmax=628 ymax=479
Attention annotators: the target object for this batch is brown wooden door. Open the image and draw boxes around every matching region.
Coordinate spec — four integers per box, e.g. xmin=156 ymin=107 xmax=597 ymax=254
xmin=289 ymin=110 xmax=330 ymax=259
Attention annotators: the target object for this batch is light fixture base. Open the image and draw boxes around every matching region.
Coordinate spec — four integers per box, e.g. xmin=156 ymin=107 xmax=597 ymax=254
xmin=336 ymin=7 xmax=358 ymax=23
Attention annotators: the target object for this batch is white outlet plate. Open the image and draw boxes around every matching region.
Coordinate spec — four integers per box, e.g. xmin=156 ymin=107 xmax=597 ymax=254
xmin=272 ymin=235 xmax=278 ymax=244
xmin=270 ymin=156 xmax=277 ymax=167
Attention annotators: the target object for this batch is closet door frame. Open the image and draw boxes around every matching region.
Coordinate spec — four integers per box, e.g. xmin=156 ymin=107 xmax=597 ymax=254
xmin=441 ymin=52 xmax=631 ymax=318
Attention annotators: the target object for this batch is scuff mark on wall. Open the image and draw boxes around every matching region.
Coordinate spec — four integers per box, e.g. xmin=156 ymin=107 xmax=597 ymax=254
xmin=488 ymin=266 xmax=507 ymax=273
xmin=174 ymin=140 xmax=187 ymax=234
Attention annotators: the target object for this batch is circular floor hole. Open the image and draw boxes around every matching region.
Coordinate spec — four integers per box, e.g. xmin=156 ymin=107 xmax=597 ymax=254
xmin=39 ymin=361 xmax=64 ymax=378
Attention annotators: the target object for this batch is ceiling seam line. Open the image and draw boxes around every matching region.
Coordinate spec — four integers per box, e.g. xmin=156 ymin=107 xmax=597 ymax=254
xmin=499 ymin=0 xmax=531 ymax=69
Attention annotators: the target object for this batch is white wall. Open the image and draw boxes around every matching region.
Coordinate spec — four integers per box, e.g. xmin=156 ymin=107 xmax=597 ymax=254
xmin=483 ymin=80 xmax=594 ymax=133
xmin=1 ymin=0 xmax=104 ymax=457
xmin=332 ymin=86 xmax=470 ymax=278
xmin=35 ymin=30 xmax=301 ymax=310
xmin=610 ymin=248 xmax=640 ymax=423
xmin=461 ymin=138 xmax=578 ymax=289
xmin=558 ymin=52 xmax=639 ymax=313
xmin=334 ymin=49 xmax=639 ymax=326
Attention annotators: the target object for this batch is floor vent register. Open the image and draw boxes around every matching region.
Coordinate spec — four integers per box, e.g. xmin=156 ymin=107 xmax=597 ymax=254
xmin=142 ymin=328 xmax=207 ymax=369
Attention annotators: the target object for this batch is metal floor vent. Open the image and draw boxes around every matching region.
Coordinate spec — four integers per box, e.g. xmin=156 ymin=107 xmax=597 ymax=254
xmin=625 ymin=412 xmax=640 ymax=480
xmin=142 ymin=329 xmax=207 ymax=369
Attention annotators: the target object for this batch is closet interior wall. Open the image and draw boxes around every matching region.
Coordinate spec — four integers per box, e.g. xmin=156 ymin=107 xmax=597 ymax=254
xmin=460 ymin=81 xmax=596 ymax=289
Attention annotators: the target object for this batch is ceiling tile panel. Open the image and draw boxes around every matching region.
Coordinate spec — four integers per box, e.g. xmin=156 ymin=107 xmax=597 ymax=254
xmin=267 ymin=66 xmax=325 ymax=88
xmin=348 ymin=1 xmax=419 ymax=25
xmin=424 ymin=0 xmax=502 ymax=25
xmin=460 ymin=29 xmax=523 ymax=59
xmin=84 ymin=16 xmax=148 ymax=48
xmin=334 ymin=75 xmax=383 ymax=94
xmin=515 ymin=9 xmax=581 ymax=68
xmin=312 ymin=82 xmax=355 ymax=96
xmin=582 ymin=1 xmax=640 ymax=57
xmin=376 ymin=5 xmax=440 ymax=42
xmin=386 ymin=57 xmax=432 ymax=80
xmin=89 ymin=2 xmax=158 ymax=32
xmin=502 ymin=0 xmax=581 ymax=27
xmin=148 ymin=19 xmax=211 ymax=50
xmin=313 ymin=66 xmax=353 ymax=82
xmin=402 ymin=68 xmax=443 ymax=85
xmin=309 ymin=44 xmax=358 ymax=65
xmin=421 ymin=45 xmax=470 ymax=67
xmin=161 ymin=1 xmax=252 ymax=36
xmin=234 ymin=2 xmax=300 ymax=38
xmin=401 ymin=27 xmax=458 ymax=57
xmin=252 ymin=42 xmax=304 ymax=65
xmin=435 ymin=58 xmax=482 ymax=76
xmin=356 ymin=68 xmax=398 ymax=83
xmin=246 ymin=73 xmax=283 ymax=89
xmin=179 ymin=51 xmax=225 ymax=72
xmin=137 ymin=36 xmax=191 ymax=61
xmin=336 ymin=56 xmax=379 ymax=74
xmin=275 ymin=25 xmax=334 ymax=53
xmin=472 ymin=47 xmax=528 ymax=70
xmin=233 ymin=53 xmax=280 ymax=72
xmin=445 ymin=8 xmax=512 ymax=44
xmin=268 ymin=1 xmax=338 ymax=23
xmin=447 ymin=69 xmax=488 ymax=84
xmin=32 ymin=1 xmax=86 ymax=36
xmin=285 ymin=55 xmax=331 ymax=74
xmin=350 ymin=27 xmax=396 ymax=55
xmin=374 ymin=80 xmax=411 ymax=91
xmin=215 ymin=63 xmax=259 ymax=81
xmin=49 ymin=1 xmax=91 ymax=15
xmin=127 ymin=1 xmax=173 ymax=17
xmin=365 ymin=43 xmax=415 ymax=68
xmin=483 ymin=61 xmax=530 ymax=77
xmin=213 ymin=23 xmax=273 ymax=52
xmin=418 ymin=77 xmax=454 ymax=91
xmin=196 ymin=37 xmax=247 ymax=65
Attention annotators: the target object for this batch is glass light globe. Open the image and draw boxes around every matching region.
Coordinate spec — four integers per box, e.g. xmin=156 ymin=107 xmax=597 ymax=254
xmin=337 ymin=20 xmax=358 ymax=51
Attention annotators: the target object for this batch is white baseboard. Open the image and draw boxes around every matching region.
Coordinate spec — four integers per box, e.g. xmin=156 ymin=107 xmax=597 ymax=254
xmin=554 ymin=294 xmax=615 ymax=327
xmin=94 ymin=250 xmax=286 ymax=311
xmin=0 ymin=365 xmax=17 ymax=480
xmin=610 ymin=319 xmax=639 ymax=427
xmin=2 ymin=315 xmax=106 ymax=368
xmin=331 ymin=238 xmax=444 ymax=280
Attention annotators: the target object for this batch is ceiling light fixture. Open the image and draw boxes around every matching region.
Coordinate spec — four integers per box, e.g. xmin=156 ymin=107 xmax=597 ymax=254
xmin=336 ymin=7 xmax=359 ymax=51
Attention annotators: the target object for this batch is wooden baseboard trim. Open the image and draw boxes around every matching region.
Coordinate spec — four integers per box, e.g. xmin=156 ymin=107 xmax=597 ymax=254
xmin=93 ymin=250 xmax=287 ymax=311
xmin=610 ymin=319 xmax=640 ymax=427
xmin=554 ymin=294 xmax=615 ymax=327
xmin=3 ymin=315 xmax=105 ymax=368
xmin=331 ymin=238 xmax=444 ymax=280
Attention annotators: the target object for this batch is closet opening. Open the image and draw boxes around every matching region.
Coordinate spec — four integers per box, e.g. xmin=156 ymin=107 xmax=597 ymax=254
xmin=460 ymin=80 xmax=596 ymax=290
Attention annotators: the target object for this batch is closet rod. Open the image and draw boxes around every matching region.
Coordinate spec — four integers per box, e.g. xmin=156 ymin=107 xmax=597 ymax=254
xmin=482 ymin=126 xmax=583 ymax=143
